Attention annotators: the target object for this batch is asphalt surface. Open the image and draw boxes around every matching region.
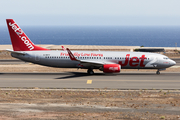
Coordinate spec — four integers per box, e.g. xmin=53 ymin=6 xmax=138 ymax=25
xmin=172 ymin=58 xmax=180 ymax=66
xmin=0 ymin=59 xmax=26 ymax=64
xmin=0 ymin=72 xmax=179 ymax=89
xmin=0 ymin=58 xmax=179 ymax=89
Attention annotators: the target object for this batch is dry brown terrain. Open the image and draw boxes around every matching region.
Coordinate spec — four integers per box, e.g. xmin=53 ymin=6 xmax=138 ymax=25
xmin=0 ymin=89 xmax=180 ymax=120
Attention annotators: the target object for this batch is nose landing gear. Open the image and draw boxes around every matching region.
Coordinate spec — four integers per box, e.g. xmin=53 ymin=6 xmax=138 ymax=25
xmin=156 ymin=68 xmax=166 ymax=75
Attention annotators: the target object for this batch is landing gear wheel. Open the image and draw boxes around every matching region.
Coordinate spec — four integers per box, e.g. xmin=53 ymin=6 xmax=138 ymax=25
xmin=156 ymin=71 xmax=160 ymax=75
xmin=87 ymin=69 xmax=94 ymax=75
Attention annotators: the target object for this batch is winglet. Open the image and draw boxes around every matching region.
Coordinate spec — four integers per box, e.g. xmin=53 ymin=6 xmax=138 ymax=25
xmin=66 ymin=48 xmax=78 ymax=61
xmin=61 ymin=46 xmax=66 ymax=51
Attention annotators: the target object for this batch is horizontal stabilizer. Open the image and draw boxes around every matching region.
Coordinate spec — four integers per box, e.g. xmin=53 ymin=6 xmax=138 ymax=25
xmin=6 ymin=49 xmax=26 ymax=55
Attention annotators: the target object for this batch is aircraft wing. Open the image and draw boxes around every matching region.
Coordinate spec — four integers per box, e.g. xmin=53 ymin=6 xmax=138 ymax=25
xmin=80 ymin=60 xmax=115 ymax=65
xmin=6 ymin=49 xmax=26 ymax=55
xmin=66 ymin=48 xmax=115 ymax=66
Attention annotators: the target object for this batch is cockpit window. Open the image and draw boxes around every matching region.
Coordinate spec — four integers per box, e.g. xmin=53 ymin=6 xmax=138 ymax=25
xmin=163 ymin=57 xmax=169 ymax=60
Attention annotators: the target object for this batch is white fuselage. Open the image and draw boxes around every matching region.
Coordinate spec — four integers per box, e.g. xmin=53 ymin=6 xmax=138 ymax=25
xmin=6 ymin=19 xmax=176 ymax=74
xmin=11 ymin=50 xmax=176 ymax=70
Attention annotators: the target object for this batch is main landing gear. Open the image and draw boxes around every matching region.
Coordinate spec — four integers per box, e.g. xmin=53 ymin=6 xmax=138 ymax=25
xmin=87 ymin=69 xmax=94 ymax=75
xmin=156 ymin=70 xmax=160 ymax=75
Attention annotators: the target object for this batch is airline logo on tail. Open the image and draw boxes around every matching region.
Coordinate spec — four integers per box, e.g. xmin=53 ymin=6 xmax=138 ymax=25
xmin=9 ymin=22 xmax=23 ymax=36
xmin=8 ymin=21 xmax=34 ymax=50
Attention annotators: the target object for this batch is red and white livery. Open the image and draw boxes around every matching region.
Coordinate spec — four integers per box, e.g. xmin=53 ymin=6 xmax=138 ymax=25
xmin=6 ymin=19 xmax=176 ymax=74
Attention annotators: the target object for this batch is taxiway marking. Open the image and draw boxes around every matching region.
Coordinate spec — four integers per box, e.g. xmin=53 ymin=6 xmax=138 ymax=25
xmin=87 ymin=80 xmax=92 ymax=84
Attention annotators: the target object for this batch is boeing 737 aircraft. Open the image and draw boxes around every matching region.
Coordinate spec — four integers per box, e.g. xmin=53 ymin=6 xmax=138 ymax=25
xmin=6 ymin=19 xmax=176 ymax=75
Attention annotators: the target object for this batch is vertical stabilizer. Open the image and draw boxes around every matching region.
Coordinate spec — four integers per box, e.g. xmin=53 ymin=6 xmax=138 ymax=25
xmin=6 ymin=19 xmax=49 ymax=51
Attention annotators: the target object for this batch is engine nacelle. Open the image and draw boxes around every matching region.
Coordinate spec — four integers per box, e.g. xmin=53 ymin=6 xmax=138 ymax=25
xmin=102 ymin=64 xmax=121 ymax=73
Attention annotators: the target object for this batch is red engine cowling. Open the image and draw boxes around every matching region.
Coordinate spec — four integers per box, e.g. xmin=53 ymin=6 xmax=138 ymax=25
xmin=103 ymin=64 xmax=121 ymax=73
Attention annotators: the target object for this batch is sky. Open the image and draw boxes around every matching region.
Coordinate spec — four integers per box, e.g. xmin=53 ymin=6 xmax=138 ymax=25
xmin=0 ymin=0 xmax=180 ymax=26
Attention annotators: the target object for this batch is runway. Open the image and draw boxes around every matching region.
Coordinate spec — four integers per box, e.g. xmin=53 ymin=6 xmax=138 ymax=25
xmin=0 ymin=72 xmax=179 ymax=89
xmin=0 ymin=59 xmax=26 ymax=64
xmin=172 ymin=58 xmax=180 ymax=66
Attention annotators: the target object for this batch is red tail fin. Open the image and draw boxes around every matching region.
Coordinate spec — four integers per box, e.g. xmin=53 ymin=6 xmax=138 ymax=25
xmin=6 ymin=19 xmax=49 ymax=51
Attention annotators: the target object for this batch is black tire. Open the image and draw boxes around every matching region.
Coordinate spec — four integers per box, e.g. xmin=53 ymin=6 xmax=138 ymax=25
xmin=87 ymin=69 xmax=94 ymax=75
xmin=156 ymin=71 xmax=160 ymax=75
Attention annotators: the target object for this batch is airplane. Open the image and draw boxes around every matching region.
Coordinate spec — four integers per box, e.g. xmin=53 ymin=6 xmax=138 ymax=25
xmin=6 ymin=19 xmax=176 ymax=75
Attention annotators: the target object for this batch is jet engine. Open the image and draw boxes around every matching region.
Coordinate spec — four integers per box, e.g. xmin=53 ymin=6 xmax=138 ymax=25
xmin=100 ymin=64 xmax=121 ymax=73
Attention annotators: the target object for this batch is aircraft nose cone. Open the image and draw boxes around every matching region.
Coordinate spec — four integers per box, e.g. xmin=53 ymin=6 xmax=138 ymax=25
xmin=170 ymin=60 xmax=176 ymax=66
